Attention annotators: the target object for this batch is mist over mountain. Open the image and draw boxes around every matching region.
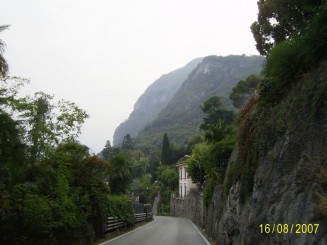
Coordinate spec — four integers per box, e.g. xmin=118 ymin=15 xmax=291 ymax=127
xmin=135 ymin=55 xmax=265 ymax=149
xmin=113 ymin=58 xmax=202 ymax=145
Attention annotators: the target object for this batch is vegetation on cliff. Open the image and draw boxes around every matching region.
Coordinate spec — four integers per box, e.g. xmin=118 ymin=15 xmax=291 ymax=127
xmin=182 ymin=2 xmax=327 ymax=244
xmin=184 ymin=3 xmax=327 ymax=222
xmin=225 ymin=1 xmax=327 ymax=204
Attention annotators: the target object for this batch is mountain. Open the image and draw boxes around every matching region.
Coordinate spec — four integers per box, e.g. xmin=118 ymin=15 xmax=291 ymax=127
xmin=135 ymin=55 xmax=265 ymax=149
xmin=113 ymin=58 xmax=202 ymax=145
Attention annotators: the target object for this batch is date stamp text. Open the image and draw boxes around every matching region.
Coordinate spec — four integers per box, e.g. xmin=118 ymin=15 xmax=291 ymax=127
xmin=259 ymin=224 xmax=320 ymax=234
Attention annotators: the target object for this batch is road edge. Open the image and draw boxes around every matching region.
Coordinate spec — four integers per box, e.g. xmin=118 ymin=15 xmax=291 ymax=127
xmin=188 ymin=219 xmax=211 ymax=245
xmin=98 ymin=217 xmax=157 ymax=245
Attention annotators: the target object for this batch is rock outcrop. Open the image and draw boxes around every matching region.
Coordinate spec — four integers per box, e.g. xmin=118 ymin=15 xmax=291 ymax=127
xmin=205 ymin=62 xmax=327 ymax=245
xmin=136 ymin=55 xmax=265 ymax=148
xmin=113 ymin=58 xmax=202 ymax=145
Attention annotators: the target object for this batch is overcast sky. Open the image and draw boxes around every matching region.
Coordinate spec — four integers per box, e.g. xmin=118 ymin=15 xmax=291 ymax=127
xmin=1 ymin=0 xmax=259 ymax=153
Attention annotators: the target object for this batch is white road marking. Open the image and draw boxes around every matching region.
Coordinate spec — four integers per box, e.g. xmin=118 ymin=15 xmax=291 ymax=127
xmin=188 ymin=219 xmax=211 ymax=245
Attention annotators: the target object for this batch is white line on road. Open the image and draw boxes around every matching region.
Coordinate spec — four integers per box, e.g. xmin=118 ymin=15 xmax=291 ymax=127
xmin=98 ymin=217 xmax=157 ymax=245
xmin=188 ymin=219 xmax=211 ymax=245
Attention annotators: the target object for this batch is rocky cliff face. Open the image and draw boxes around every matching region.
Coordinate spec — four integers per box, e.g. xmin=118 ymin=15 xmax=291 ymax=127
xmin=136 ymin=55 xmax=265 ymax=149
xmin=113 ymin=58 xmax=202 ymax=145
xmin=205 ymin=62 xmax=327 ymax=245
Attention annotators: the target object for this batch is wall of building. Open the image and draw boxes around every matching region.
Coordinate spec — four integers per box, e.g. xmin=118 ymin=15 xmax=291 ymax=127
xmin=178 ymin=164 xmax=197 ymax=198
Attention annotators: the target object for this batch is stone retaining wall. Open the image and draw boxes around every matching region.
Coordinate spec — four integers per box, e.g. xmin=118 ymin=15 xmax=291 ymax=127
xmin=170 ymin=191 xmax=204 ymax=227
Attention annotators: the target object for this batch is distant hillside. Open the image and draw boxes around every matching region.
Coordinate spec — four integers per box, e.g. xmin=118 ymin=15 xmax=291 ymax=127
xmin=113 ymin=58 xmax=202 ymax=145
xmin=135 ymin=55 xmax=265 ymax=149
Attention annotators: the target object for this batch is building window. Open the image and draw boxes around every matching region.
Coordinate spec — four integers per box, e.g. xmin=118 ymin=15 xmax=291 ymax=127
xmin=184 ymin=185 xmax=186 ymax=196
xmin=184 ymin=167 xmax=187 ymax=179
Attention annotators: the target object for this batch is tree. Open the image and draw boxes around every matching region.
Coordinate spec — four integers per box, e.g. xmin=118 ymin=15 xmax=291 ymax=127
xmin=156 ymin=164 xmax=178 ymax=191
xmin=131 ymin=174 xmax=153 ymax=203
xmin=0 ymin=76 xmax=29 ymax=111
xmin=201 ymin=96 xmax=224 ymax=115
xmin=20 ymin=92 xmax=89 ymax=164
xmin=0 ymin=78 xmax=89 ymax=165
xmin=161 ymin=133 xmax=171 ymax=164
xmin=200 ymin=96 xmax=234 ymax=132
xmin=186 ymin=143 xmax=209 ymax=185
xmin=0 ymin=34 xmax=120 ymax=243
xmin=0 ymin=25 xmax=9 ymax=78
xmin=101 ymin=140 xmax=113 ymax=160
xmin=0 ymin=111 xmax=25 ymax=165
xmin=251 ymin=0 xmax=323 ymax=55
xmin=131 ymin=156 xmax=150 ymax=179
xmin=0 ymin=77 xmax=29 ymax=179
xmin=230 ymin=74 xmax=262 ymax=109
xmin=147 ymin=148 xmax=161 ymax=181
xmin=186 ymin=135 xmax=204 ymax=153
xmin=187 ymin=96 xmax=238 ymax=205
xmin=169 ymin=143 xmax=187 ymax=164
xmin=205 ymin=120 xmax=235 ymax=143
xmin=256 ymin=2 xmax=327 ymax=105
xmin=109 ymin=154 xmax=131 ymax=195
xmin=26 ymin=93 xmax=54 ymax=164
xmin=121 ymin=134 xmax=134 ymax=150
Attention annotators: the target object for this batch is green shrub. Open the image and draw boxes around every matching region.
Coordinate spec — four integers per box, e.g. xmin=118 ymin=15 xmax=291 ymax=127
xmin=105 ymin=195 xmax=135 ymax=224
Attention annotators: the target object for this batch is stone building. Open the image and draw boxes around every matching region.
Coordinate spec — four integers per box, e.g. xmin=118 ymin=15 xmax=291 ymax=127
xmin=171 ymin=157 xmax=204 ymax=227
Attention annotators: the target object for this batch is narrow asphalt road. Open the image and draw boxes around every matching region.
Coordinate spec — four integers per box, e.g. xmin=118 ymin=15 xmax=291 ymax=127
xmin=100 ymin=216 xmax=210 ymax=245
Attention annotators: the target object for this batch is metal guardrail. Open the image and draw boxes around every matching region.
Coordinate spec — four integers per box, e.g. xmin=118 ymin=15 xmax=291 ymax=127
xmin=106 ymin=217 xmax=126 ymax=231
xmin=104 ymin=212 xmax=153 ymax=233
xmin=134 ymin=213 xmax=147 ymax=223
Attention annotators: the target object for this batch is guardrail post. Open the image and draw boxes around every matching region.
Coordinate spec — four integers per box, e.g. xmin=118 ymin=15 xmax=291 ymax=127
xmin=102 ymin=216 xmax=107 ymax=234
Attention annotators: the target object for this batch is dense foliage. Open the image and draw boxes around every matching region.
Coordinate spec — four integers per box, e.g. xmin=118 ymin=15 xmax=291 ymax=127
xmin=108 ymin=153 xmax=131 ymax=195
xmin=251 ymin=0 xmax=323 ymax=55
xmin=0 ymin=76 xmax=135 ymax=244
xmin=186 ymin=97 xmax=236 ymax=205
xmin=259 ymin=2 xmax=327 ymax=105
xmin=121 ymin=134 xmax=134 ymax=150
xmin=229 ymin=74 xmax=263 ymax=108
xmin=155 ymin=164 xmax=178 ymax=214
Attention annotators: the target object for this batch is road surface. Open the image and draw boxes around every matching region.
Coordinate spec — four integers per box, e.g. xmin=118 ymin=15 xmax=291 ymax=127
xmin=100 ymin=216 xmax=210 ymax=245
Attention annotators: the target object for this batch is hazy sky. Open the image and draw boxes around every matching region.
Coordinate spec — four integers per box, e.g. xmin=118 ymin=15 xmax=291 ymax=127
xmin=1 ymin=0 xmax=259 ymax=153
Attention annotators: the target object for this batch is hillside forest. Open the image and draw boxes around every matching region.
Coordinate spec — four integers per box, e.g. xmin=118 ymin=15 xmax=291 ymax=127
xmin=1 ymin=0 xmax=327 ymax=244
